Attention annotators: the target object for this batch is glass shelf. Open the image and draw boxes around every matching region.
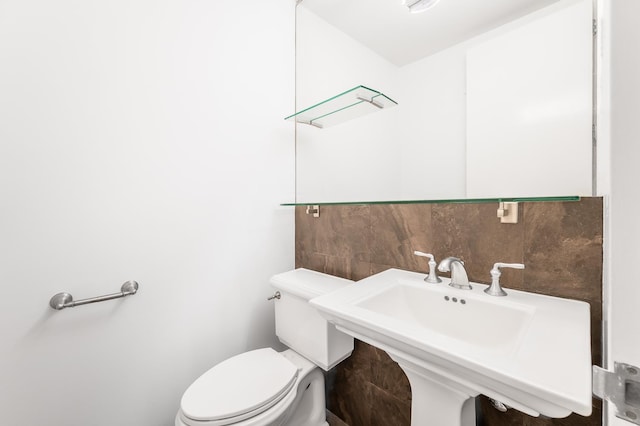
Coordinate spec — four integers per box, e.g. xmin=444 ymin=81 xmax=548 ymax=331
xmin=280 ymin=196 xmax=581 ymax=206
xmin=285 ymin=85 xmax=397 ymax=128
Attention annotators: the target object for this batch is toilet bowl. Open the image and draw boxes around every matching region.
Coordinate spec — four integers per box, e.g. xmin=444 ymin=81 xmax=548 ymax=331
xmin=175 ymin=269 xmax=354 ymax=426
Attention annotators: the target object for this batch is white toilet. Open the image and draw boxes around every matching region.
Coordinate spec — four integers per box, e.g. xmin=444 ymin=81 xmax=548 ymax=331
xmin=175 ymin=269 xmax=354 ymax=426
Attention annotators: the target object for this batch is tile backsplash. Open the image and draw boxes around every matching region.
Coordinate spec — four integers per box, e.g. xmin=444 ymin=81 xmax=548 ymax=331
xmin=295 ymin=198 xmax=603 ymax=426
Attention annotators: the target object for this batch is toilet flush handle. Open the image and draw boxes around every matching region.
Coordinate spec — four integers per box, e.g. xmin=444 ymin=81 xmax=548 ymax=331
xmin=267 ymin=291 xmax=281 ymax=301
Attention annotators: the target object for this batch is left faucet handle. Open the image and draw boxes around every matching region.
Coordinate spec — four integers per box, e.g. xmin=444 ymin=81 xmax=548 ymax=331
xmin=413 ymin=251 xmax=443 ymax=284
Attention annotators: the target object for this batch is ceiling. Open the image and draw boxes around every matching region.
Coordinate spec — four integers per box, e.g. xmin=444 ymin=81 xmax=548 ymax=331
xmin=299 ymin=0 xmax=562 ymax=66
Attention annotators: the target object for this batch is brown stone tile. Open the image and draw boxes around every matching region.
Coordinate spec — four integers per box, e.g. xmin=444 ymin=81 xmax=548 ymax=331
xmin=431 ymin=203 xmax=525 ymax=288
xmin=349 ymin=259 xmax=374 ymax=282
xmin=338 ymin=340 xmax=411 ymax=402
xmin=327 ymin=410 xmax=349 ymax=426
xmin=295 ymin=248 xmax=370 ymax=282
xmin=329 ymin=363 xmax=411 ymax=426
xmin=328 ymin=366 xmax=372 ymax=426
xmin=370 ymin=204 xmax=433 ymax=273
xmin=479 ymin=395 xmax=527 ymax=425
xmin=369 ymin=263 xmax=393 ymax=276
xmin=590 ymin=300 xmax=603 ymax=367
xmin=304 ymin=205 xmax=371 ymax=258
xmin=322 ymin=255 xmax=361 ymax=281
xmin=295 ymin=250 xmax=327 ymax=273
xmin=480 ymin=395 xmax=602 ymax=426
xmin=367 ymin=387 xmax=411 ymax=426
xmin=296 ymin=205 xmax=371 ymax=261
xmin=296 ymin=205 xmax=373 ymax=281
xmin=295 ymin=206 xmax=316 ymax=255
xmin=295 ymin=251 xmax=371 ymax=282
xmin=593 ymin=399 xmax=602 ymax=417
xmin=522 ymin=402 xmax=601 ymax=426
xmin=522 ymin=198 xmax=603 ymax=303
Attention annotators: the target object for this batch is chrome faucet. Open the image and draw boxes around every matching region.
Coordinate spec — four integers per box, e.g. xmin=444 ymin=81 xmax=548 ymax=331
xmin=484 ymin=262 xmax=525 ymax=297
xmin=413 ymin=251 xmax=442 ymax=283
xmin=437 ymin=257 xmax=472 ymax=290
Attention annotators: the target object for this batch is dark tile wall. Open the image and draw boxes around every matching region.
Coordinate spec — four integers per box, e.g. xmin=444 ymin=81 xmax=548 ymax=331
xmin=295 ymin=198 xmax=603 ymax=426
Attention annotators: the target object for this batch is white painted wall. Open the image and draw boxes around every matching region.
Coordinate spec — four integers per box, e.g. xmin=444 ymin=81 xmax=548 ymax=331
xmin=603 ymin=0 xmax=640 ymax=424
xmin=0 ymin=1 xmax=294 ymax=425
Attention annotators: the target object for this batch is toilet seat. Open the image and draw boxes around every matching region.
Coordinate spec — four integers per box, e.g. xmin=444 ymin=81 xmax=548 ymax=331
xmin=180 ymin=348 xmax=299 ymax=425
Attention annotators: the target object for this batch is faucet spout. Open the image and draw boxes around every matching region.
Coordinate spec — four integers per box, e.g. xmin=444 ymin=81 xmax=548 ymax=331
xmin=437 ymin=257 xmax=472 ymax=290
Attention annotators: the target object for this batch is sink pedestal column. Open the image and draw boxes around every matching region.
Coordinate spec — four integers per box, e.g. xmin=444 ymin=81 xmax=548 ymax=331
xmin=389 ymin=354 xmax=477 ymax=426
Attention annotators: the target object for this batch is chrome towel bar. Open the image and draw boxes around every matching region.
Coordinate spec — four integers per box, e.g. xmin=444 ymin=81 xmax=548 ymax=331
xmin=49 ymin=281 xmax=139 ymax=310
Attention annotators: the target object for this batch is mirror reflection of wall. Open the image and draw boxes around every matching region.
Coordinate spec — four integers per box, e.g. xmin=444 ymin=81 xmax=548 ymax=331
xmin=295 ymin=0 xmax=593 ymax=203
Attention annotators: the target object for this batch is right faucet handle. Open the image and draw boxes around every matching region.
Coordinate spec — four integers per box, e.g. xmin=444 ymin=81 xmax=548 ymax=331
xmin=484 ymin=262 xmax=525 ymax=297
xmin=413 ymin=251 xmax=442 ymax=284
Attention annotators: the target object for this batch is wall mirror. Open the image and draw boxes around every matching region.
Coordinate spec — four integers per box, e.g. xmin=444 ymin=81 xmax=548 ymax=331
xmin=292 ymin=0 xmax=594 ymax=204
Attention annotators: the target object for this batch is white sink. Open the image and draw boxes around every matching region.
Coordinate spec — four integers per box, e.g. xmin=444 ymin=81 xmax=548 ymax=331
xmin=355 ymin=281 xmax=535 ymax=354
xmin=310 ymin=268 xmax=592 ymax=426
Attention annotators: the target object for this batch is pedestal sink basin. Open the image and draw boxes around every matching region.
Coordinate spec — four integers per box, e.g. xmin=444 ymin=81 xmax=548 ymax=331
xmin=309 ymin=268 xmax=592 ymax=426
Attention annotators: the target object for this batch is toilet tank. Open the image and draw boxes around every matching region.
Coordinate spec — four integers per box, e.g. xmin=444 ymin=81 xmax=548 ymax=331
xmin=270 ymin=269 xmax=354 ymax=371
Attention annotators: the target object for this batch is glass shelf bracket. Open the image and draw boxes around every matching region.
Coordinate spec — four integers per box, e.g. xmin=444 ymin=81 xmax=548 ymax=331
xmin=285 ymin=85 xmax=397 ymax=128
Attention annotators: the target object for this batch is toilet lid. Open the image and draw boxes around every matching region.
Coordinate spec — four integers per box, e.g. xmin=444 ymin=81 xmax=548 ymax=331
xmin=181 ymin=348 xmax=298 ymax=422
